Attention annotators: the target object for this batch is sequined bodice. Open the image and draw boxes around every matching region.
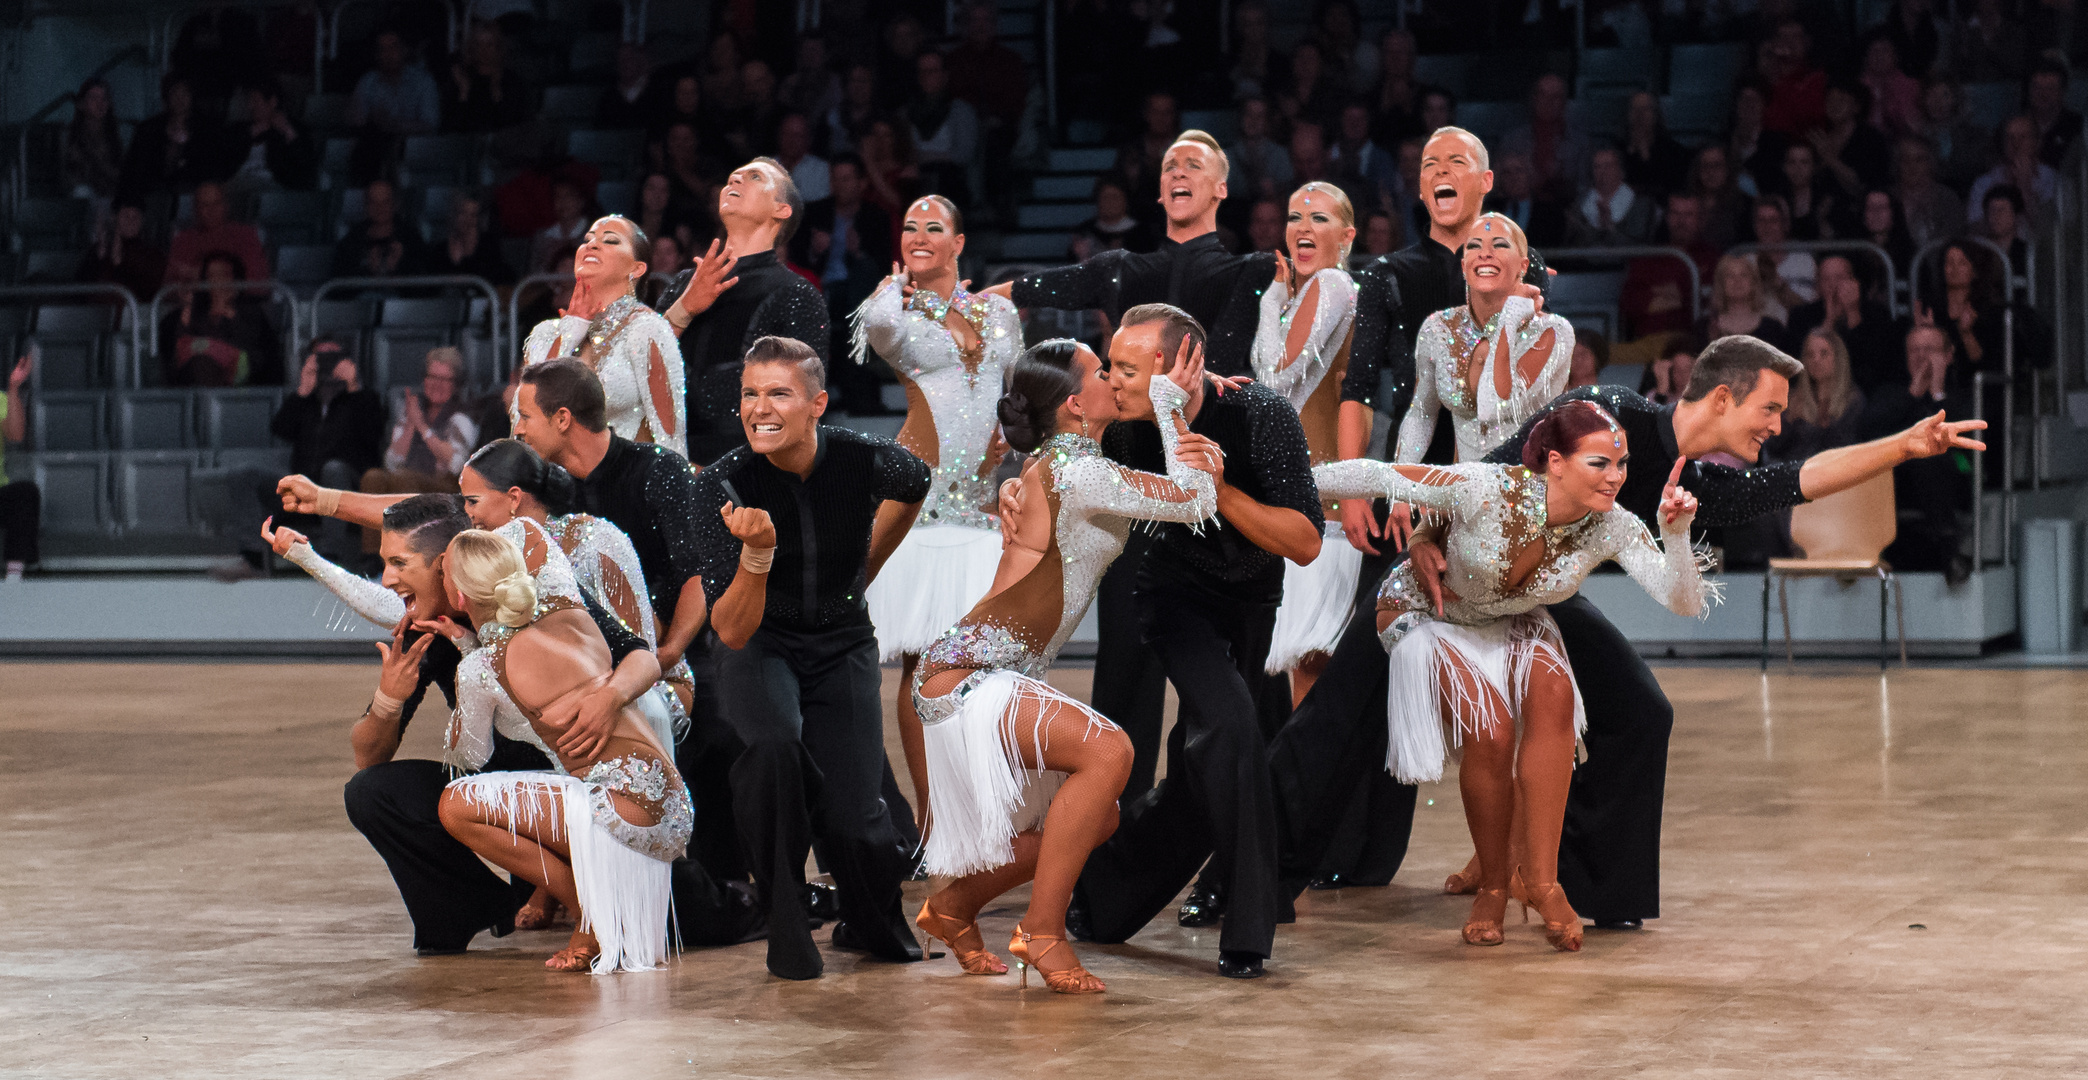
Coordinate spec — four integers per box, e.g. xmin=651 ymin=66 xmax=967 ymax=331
xmin=852 ymin=280 xmax=1019 ymax=529
xmin=543 ymin=513 xmax=656 ymax=645
xmin=1398 ymin=297 xmax=1574 ymax=463
xmin=1313 ymin=459 xmax=1715 ymax=643
xmin=523 ymin=296 xmax=687 ymax=457
xmin=1251 ymin=267 xmax=1357 ymax=413
xmin=914 ymin=380 xmax=1217 ymax=695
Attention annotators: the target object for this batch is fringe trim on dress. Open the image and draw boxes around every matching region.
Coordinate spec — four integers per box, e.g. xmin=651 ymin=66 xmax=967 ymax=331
xmin=918 ymin=671 xmax=1117 ymax=878
xmin=867 ymin=524 xmax=1004 ymax=661
xmin=1383 ymin=610 xmax=1585 ymax=784
xmin=446 ymin=771 xmax=675 ymax=974
xmin=1266 ymin=520 xmax=1365 ymax=673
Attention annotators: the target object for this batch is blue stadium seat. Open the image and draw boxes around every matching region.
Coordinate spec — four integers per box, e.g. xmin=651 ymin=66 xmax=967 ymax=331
xmin=200 ymin=388 xmax=284 ymax=449
xmin=1414 ymin=54 xmax=1473 ymax=100
xmin=116 ymin=450 xmax=205 ymax=534
xmin=31 ymin=305 xmax=117 ymax=389
xmin=540 ymin=85 xmax=604 ymax=123
xmin=1016 ymin=204 xmax=1093 ymax=230
xmin=257 ymin=191 xmax=331 ymax=247
xmin=567 ymin=130 xmax=646 ymax=181
xmin=1578 ymin=47 xmax=1654 ymax=92
xmin=276 ymin=244 xmax=334 ymax=290
xmin=14 ymin=198 xmax=91 ymax=250
xmin=32 ymin=452 xmax=112 ymax=535
xmin=1665 ymin=42 xmax=1747 ymax=98
xmin=21 ymin=249 xmax=82 ymax=282
xmin=32 ymin=392 xmax=105 ymax=451
xmin=403 ymin=136 xmax=474 ymax=187
xmin=115 ymin=390 xmax=195 ymax=450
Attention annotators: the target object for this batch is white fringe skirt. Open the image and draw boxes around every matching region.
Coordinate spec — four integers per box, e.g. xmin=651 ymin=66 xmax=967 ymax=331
xmin=917 ymin=670 xmax=1117 ymax=878
xmin=1383 ymin=611 xmax=1585 ymax=784
xmin=1266 ymin=521 xmax=1365 ymax=674
xmin=446 ymin=771 xmax=675 ymax=974
xmin=867 ymin=524 xmax=1004 ymax=662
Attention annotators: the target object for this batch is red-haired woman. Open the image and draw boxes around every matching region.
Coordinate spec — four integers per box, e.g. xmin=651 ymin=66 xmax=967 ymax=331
xmin=1312 ymin=401 xmax=1717 ymax=952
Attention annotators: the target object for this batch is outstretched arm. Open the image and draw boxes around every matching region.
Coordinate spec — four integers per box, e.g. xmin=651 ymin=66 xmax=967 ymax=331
xmin=1313 ymin=459 xmax=1466 ymax=513
xmin=276 ymin=474 xmax=406 ymax=530
xmin=1797 ymin=410 xmax=1987 ymax=501
xmin=1608 ymin=461 xmax=1714 ymax=618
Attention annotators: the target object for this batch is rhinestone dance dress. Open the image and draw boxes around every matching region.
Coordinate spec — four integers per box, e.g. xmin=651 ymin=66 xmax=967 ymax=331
xmin=522 ymin=293 xmax=688 ymax=458
xmin=441 ymin=531 xmax=692 ymax=974
xmin=1314 ymin=458 xmax=1717 ymax=783
xmin=1396 ymin=295 xmax=1574 ymax=465
xmin=1252 ymin=266 xmax=1369 ymax=674
xmin=909 ymin=377 xmax=1217 ymax=876
xmin=851 ymin=278 xmax=1021 ymax=660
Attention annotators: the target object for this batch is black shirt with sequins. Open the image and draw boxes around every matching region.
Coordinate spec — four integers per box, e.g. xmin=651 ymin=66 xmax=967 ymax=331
xmin=1482 ymin=385 xmax=1808 ymax=529
xmin=569 ymin=434 xmax=707 ymax=630
xmin=655 ymin=249 xmax=832 ymax=463
xmin=1009 ymin=231 xmax=1276 ymax=377
xmin=692 ymin=426 xmax=932 ymax=633
xmin=1103 ymin=380 xmax=1324 ymax=603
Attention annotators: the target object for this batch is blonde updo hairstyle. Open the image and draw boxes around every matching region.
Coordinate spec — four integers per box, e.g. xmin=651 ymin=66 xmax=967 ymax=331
xmin=446 ymin=529 xmax=537 ymax=628
xmin=1292 ymin=181 xmax=1357 ymax=263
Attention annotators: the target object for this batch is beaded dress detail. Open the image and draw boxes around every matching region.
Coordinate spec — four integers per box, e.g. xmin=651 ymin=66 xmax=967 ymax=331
xmin=1250 ymin=267 xmax=1357 ymax=412
xmin=1397 ymin=295 xmax=1574 ymax=463
xmin=908 ymin=377 xmax=1216 ymax=876
xmin=523 ymin=293 xmax=687 ymax=457
xmin=1314 ymin=457 xmax=1717 ymax=782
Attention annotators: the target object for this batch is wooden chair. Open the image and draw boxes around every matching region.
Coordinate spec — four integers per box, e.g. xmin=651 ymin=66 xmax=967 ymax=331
xmin=1759 ymin=471 xmax=1908 ymax=670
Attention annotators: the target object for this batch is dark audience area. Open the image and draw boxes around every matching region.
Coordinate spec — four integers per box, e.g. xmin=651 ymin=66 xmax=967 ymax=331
xmin=3 ymin=0 xmax=2080 ymax=576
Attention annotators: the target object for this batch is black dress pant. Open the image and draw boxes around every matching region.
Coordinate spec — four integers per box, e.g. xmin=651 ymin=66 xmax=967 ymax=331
xmin=0 ymin=480 xmax=40 ymax=565
xmin=1268 ymin=602 xmax=1417 ymax=886
xmin=1075 ymin=569 xmax=1283 ymax=959
xmin=674 ymin=635 xmax=751 ymax=884
xmin=1548 ymin=592 xmax=1672 ymax=924
xmin=712 ymin=621 xmax=918 ymax=976
xmin=1090 ymin=532 xmax=1170 ymax=802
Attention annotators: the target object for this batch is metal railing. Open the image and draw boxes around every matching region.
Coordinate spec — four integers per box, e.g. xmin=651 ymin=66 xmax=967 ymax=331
xmin=1541 ymin=245 xmax=1705 ymax=326
xmin=145 ymin=280 xmax=305 ymax=381
xmin=311 ymin=273 xmax=503 ymax=382
xmin=0 ymin=283 xmax=146 ymax=389
xmin=1725 ymin=239 xmax=1905 ymax=318
xmin=507 ymin=271 xmax=574 ymax=380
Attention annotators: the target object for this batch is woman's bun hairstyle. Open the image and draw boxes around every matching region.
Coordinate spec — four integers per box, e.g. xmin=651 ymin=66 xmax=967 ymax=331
xmin=444 ymin=529 xmax=537 ymax=628
xmin=1521 ymin=400 xmax=1624 ymax=472
xmin=463 ymin=438 xmax=579 ymax=516
xmin=997 ymin=339 xmax=1086 ymax=453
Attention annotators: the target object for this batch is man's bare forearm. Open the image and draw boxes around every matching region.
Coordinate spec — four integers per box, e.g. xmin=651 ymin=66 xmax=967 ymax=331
xmin=1217 ymin=485 xmax=1322 ymax=564
xmin=711 ymin=570 xmax=768 ymax=650
xmin=1798 ymin=434 xmax=1909 ymax=501
xmin=350 ymin=702 xmax=405 ymax=770
xmin=657 ymin=577 xmax=708 ymax=666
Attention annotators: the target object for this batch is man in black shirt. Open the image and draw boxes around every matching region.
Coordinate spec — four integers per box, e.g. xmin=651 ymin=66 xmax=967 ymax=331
xmin=1070 ymin=305 xmax=1323 ymax=980
xmin=655 ymin=158 xmax=832 ymax=464
xmin=985 ymin=130 xmax=1277 ymax=806
xmin=1270 ymin=337 xmax=1985 ymax=927
xmin=693 ymin=337 xmax=932 ymax=981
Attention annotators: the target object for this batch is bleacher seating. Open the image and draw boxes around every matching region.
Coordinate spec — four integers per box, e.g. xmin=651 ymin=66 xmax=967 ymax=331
xmin=567 ymin=129 xmax=646 ymax=181
xmin=33 ymin=305 xmax=119 ymax=390
xmin=402 ymin=135 xmax=476 ymax=187
xmin=1577 ymin=47 xmax=1654 ymax=93
xmin=1665 ymin=42 xmax=1747 ymax=99
xmin=13 ymin=198 xmax=91 ymax=251
xmin=34 ymin=453 xmax=112 ymax=535
xmin=116 ymin=450 xmax=203 ymax=534
xmin=116 ymin=390 xmax=194 ymax=450
xmin=540 ymin=84 xmax=604 ymax=123
xmin=32 ymin=392 xmax=105 ymax=451
xmin=256 ymin=191 xmax=331 ymax=247
xmin=276 ymin=245 xmax=334 ymax=292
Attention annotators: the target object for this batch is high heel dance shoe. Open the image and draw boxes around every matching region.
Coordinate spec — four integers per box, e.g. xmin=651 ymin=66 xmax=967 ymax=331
xmin=1462 ymin=888 xmax=1507 ymax=946
xmin=513 ymin=892 xmax=561 ymax=931
xmin=545 ymin=944 xmax=599 ymax=972
xmin=1444 ymin=853 xmax=1483 ymax=895
xmin=1009 ymin=924 xmax=1105 ymax=994
xmin=915 ymin=898 xmax=1008 ymax=975
xmin=1523 ymin=881 xmax=1584 ymax=952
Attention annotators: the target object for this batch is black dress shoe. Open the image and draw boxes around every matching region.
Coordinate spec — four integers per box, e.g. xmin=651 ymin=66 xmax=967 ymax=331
xmin=830 ymin=919 xmax=927 ymax=962
xmin=1593 ymin=918 xmax=1643 ymax=931
xmin=415 ymin=944 xmax=468 ymax=957
xmin=802 ymin=881 xmax=842 ymax=921
xmin=1065 ymin=897 xmax=1095 ymax=942
xmin=1177 ymin=886 xmax=1224 ymax=928
xmin=1308 ymin=874 xmax=1346 ymax=891
xmin=1217 ymin=951 xmax=1265 ymax=979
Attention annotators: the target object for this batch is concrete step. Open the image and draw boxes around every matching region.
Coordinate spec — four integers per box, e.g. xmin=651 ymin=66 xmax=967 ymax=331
xmin=1047 ymin=147 xmax=1115 ymax=173
xmin=1016 ymin=203 xmax=1092 ymax=229
xmin=1031 ymin=174 xmax=1095 ymax=201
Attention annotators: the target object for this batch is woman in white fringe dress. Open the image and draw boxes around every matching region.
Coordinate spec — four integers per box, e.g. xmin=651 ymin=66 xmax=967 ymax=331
xmin=434 ymin=529 xmax=692 ymax=974
xmin=1312 ymin=401 xmax=1715 ymax=954
xmin=855 ymin=195 xmax=1021 ymax=829
xmin=520 ymin=215 xmax=686 ymax=458
xmin=1255 ymin=182 xmax=1362 ymax=705
xmin=906 ymin=337 xmax=1221 ymax=994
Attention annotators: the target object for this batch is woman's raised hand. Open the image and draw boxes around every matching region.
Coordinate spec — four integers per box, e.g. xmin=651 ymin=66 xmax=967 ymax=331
xmin=1658 ymin=457 xmax=1697 ymax=526
xmin=258 ymin=515 xmax=308 ymax=556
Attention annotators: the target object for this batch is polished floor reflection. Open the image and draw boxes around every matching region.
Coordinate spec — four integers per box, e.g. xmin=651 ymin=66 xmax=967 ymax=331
xmin=3 ymin=661 xmax=2085 ymax=1078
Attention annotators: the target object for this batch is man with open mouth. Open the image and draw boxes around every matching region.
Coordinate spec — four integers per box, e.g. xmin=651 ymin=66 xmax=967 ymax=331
xmin=984 ymin=131 xmax=1280 ymax=845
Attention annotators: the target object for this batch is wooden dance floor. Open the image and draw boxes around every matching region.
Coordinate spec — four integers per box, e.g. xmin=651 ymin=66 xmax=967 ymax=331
xmin=5 ymin=659 xmax=2086 ymax=1077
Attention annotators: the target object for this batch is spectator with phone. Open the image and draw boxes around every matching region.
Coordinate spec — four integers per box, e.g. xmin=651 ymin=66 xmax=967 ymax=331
xmin=1 ymin=353 xmax=40 ymax=582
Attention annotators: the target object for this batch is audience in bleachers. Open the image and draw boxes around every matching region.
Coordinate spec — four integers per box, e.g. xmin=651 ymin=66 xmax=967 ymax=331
xmin=357 ymin=347 xmax=477 ymax=550
xmin=524 ymin=176 xmax=593 ymax=275
xmin=227 ymin=79 xmax=318 ymax=196
xmin=346 ymin=29 xmax=441 ymax=184
xmin=333 ymin=179 xmax=429 ymax=280
xmin=2026 ymin=60 xmax=2083 ymax=166
xmin=443 ymin=21 xmax=534 ymax=136
xmin=1772 ymin=327 xmax=1869 ymax=460
xmin=1864 ymin=323 xmax=1975 ymax=580
xmin=122 ymin=74 xmax=219 ymax=202
xmin=1704 ymin=252 xmax=1792 ymax=353
xmin=77 ymin=203 xmax=168 ymax=304
xmin=61 ymin=78 xmax=125 ymax=206
xmin=1969 ymin=115 xmax=2059 ymax=235
xmin=265 ymin=337 xmax=384 ymax=561
xmin=1789 ymin=255 xmax=1903 ymax=393
xmin=1893 ymin=134 xmax=1966 ymax=246
xmin=1068 ymin=175 xmax=1154 ymax=261
xmin=169 ymin=182 xmax=269 ymax=286
xmin=1567 ymin=144 xmax=1656 ymax=246
xmin=159 ymin=251 xmax=281 ymax=386
xmin=426 ymin=193 xmax=514 ymax=285
xmin=0 ymin=354 xmax=38 ymax=582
